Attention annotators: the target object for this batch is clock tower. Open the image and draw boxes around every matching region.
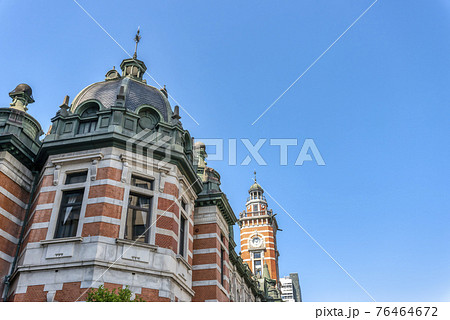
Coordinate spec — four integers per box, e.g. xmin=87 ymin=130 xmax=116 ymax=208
xmin=239 ymin=173 xmax=280 ymax=283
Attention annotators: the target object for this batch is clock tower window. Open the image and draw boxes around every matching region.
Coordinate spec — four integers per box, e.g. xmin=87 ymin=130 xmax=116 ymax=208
xmin=252 ymin=251 xmax=263 ymax=278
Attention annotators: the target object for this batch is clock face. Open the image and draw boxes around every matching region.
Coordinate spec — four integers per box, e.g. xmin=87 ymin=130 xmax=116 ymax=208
xmin=251 ymin=237 xmax=262 ymax=246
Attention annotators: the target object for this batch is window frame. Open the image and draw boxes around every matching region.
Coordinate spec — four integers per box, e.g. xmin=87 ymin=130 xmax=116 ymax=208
xmin=54 ymin=188 xmax=85 ymax=239
xmin=124 ymin=192 xmax=153 ymax=243
xmin=77 ymin=119 xmax=98 ymax=134
xmin=220 ymin=247 xmax=225 ymax=286
xmin=178 ymin=197 xmax=189 ymax=258
xmin=65 ymin=170 xmax=88 ymax=185
xmin=52 ymin=169 xmax=90 ymax=239
xmin=252 ymin=250 xmax=263 ymax=277
xmin=76 ymin=103 xmax=99 ymax=135
xmin=131 ymin=174 xmax=154 ymax=191
xmin=178 ymin=214 xmax=187 ymax=257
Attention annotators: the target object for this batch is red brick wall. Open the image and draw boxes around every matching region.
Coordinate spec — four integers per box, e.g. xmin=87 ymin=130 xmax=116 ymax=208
xmin=11 ymin=281 xmax=171 ymax=302
xmin=0 ymin=171 xmax=30 ymax=293
xmin=96 ymin=167 xmax=122 ymax=181
xmin=192 ymin=222 xmax=230 ymax=302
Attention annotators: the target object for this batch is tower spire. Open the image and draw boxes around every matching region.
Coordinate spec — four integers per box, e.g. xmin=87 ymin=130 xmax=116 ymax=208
xmin=254 ymin=170 xmax=257 ymax=183
xmin=133 ymin=27 xmax=141 ymax=59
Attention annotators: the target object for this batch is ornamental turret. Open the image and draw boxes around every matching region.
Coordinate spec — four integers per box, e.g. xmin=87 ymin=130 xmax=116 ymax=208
xmin=239 ymin=172 xmax=280 ymax=284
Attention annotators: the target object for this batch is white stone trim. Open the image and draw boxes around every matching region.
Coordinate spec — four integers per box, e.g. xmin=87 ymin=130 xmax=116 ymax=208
xmin=34 ymin=203 xmax=54 ymax=211
xmin=193 ymin=233 xmax=217 ymax=240
xmin=192 ymin=280 xmax=229 ymax=298
xmin=192 ymin=280 xmax=217 ymax=287
xmin=83 ymin=216 xmax=121 ymax=225
xmin=193 ymin=248 xmax=220 ymax=255
xmin=0 ymin=185 xmax=27 ymax=209
xmin=39 ymin=179 xmax=124 ymax=193
xmin=50 ymin=152 xmax=104 ymax=165
xmin=156 ymin=210 xmax=177 ymax=221
xmin=0 ymin=229 xmax=19 ymax=244
xmin=0 ymin=251 xmax=13 ymax=263
xmin=155 ymin=227 xmax=177 ymax=239
xmin=0 ymin=206 xmax=23 ymax=226
xmin=31 ymin=222 xmax=49 ymax=229
xmin=192 ymin=263 xmax=220 ymax=271
xmin=0 ymin=151 xmax=33 ymax=190
xmin=86 ymin=197 xmax=124 ymax=206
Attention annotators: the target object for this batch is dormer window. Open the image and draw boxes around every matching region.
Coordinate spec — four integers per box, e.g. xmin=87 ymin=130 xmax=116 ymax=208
xmin=81 ymin=105 xmax=98 ymax=117
xmin=77 ymin=102 xmax=99 ymax=134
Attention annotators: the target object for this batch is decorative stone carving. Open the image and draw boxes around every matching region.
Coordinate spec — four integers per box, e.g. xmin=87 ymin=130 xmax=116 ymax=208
xmin=121 ymin=161 xmax=129 ymax=183
xmin=90 ymin=159 xmax=98 ymax=181
xmin=53 ymin=165 xmax=61 ymax=186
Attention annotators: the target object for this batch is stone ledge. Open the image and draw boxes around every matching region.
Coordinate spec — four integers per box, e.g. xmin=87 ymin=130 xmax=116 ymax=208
xmin=40 ymin=237 xmax=83 ymax=245
xmin=115 ymin=238 xmax=158 ymax=251
xmin=176 ymin=254 xmax=192 ymax=270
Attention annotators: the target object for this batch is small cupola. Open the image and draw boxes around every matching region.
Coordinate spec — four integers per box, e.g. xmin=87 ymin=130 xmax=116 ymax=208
xmin=9 ymin=83 xmax=35 ymax=112
xmin=120 ymin=28 xmax=147 ymax=81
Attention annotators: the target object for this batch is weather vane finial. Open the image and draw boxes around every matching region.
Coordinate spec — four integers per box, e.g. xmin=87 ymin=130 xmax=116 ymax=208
xmin=254 ymin=170 xmax=257 ymax=182
xmin=133 ymin=26 xmax=141 ymax=59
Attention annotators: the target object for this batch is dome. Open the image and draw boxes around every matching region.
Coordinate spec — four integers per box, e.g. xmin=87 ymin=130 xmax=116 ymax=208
xmin=10 ymin=83 xmax=33 ymax=98
xmin=194 ymin=141 xmax=206 ymax=149
xmin=71 ymin=77 xmax=173 ymax=122
xmin=249 ymin=182 xmax=263 ymax=193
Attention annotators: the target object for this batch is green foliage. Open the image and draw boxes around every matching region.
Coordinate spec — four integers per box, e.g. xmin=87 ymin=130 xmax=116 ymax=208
xmin=86 ymin=285 xmax=145 ymax=302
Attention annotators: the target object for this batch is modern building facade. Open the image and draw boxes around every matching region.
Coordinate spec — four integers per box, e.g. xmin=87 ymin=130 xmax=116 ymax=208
xmin=280 ymin=276 xmax=295 ymax=302
xmin=280 ymin=273 xmax=301 ymax=302
xmin=0 ymin=41 xmax=297 ymax=302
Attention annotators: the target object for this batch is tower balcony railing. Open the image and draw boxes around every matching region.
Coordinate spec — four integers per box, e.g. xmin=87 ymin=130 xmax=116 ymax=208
xmin=246 ymin=195 xmax=267 ymax=202
xmin=239 ymin=210 xmax=273 ymax=218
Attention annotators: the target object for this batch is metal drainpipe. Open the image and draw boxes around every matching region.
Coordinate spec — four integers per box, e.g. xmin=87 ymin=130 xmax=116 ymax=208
xmin=2 ymin=171 xmax=39 ymax=301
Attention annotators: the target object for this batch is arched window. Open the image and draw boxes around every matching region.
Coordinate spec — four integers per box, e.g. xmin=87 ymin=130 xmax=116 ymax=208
xmin=77 ymin=102 xmax=99 ymax=134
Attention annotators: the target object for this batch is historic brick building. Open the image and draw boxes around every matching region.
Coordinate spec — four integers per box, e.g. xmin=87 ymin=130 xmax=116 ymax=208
xmin=0 ymin=44 xmax=286 ymax=302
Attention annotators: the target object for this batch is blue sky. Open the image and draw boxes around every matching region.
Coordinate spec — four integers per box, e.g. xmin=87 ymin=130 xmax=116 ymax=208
xmin=1 ymin=0 xmax=449 ymax=301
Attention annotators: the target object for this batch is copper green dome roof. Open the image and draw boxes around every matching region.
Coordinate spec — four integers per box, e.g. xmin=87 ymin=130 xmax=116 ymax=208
xmin=69 ymin=55 xmax=178 ymax=124
xmin=249 ymin=182 xmax=263 ymax=193
xmin=71 ymin=77 xmax=173 ymax=122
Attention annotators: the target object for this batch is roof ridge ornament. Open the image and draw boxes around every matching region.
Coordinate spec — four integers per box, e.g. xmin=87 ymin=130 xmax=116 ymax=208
xmin=133 ymin=27 xmax=141 ymax=59
xmin=58 ymin=95 xmax=70 ymax=116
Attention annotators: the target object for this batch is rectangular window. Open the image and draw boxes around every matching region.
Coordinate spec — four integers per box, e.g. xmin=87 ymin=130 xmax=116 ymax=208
xmin=253 ymin=251 xmax=263 ymax=278
xmin=77 ymin=120 xmax=97 ymax=134
xmin=181 ymin=199 xmax=186 ymax=212
xmin=253 ymin=204 xmax=258 ymax=212
xmin=220 ymin=248 xmax=225 ymax=286
xmin=55 ymin=189 xmax=84 ymax=238
xmin=65 ymin=171 xmax=87 ymax=184
xmin=179 ymin=215 xmax=187 ymax=257
xmin=131 ymin=175 xmax=154 ymax=190
xmin=253 ymin=259 xmax=262 ymax=277
xmin=125 ymin=193 xmax=152 ymax=242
